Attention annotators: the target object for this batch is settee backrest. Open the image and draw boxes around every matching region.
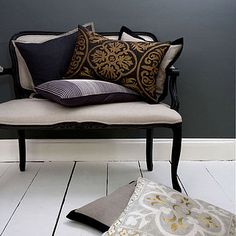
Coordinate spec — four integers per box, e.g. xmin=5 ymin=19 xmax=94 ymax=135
xmin=9 ymin=30 xmax=158 ymax=98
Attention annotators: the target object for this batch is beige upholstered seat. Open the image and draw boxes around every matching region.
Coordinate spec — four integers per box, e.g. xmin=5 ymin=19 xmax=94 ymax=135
xmin=0 ymin=98 xmax=182 ymax=126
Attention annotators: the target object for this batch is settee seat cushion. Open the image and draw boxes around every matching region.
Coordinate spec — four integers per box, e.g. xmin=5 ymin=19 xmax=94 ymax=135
xmin=0 ymin=98 xmax=182 ymax=126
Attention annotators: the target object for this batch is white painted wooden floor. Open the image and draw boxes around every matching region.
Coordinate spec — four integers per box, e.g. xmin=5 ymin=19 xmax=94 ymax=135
xmin=0 ymin=161 xmax=235 ymax=236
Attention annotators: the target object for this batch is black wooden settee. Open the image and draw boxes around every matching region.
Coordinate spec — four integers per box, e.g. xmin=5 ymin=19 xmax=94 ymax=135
xmin=0 ymin=29 xmax=182 ymax=192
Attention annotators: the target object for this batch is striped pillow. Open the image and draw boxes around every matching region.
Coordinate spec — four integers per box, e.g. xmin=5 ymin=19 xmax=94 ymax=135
xmin=35 ymin=79 xmax=140 ymax=107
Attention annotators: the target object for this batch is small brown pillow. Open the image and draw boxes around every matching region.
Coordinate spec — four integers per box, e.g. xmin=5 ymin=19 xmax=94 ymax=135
xmin=67 ymin=181 xmax=136 ymax=232
xmin=64 ymin=25 xmax=170 ymax=103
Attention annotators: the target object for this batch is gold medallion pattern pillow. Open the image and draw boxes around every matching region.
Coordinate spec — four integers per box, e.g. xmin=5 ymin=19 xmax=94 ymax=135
xmin=103 ymin=178 xmax=236 ymax=236
xmin=64 ymin=25 xmax=170 ymax=103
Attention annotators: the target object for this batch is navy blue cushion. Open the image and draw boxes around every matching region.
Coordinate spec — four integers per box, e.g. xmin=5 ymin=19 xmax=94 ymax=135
xmin=15 ymin=32 xmax=77 ymax=86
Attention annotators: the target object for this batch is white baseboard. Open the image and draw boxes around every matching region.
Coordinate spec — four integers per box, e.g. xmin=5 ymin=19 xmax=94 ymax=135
xmin=0 ymin=139 xmax=235 ymax=162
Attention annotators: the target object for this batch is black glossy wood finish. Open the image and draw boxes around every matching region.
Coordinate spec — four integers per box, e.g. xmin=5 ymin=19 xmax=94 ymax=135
xmin=171 ymin=123 xmax=182 ymax=192
xmin=0 ymin=67 xmax=12 ymax=76
xmin=146 ymin=129 xmax=153 ymax=171
xmin=18 ymin=130 xmax=26 ymax=171
xmin=169 ymin=68 xmax=180 ymax=111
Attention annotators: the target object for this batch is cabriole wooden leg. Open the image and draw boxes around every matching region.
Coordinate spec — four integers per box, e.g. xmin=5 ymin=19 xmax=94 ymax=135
xmin=171 ymin=123 xmax=182 ymax=192
xmin=18 ymin=130 xmax=26 ymax=171
xmin=146 ymin=128 xmax=153 ymax=171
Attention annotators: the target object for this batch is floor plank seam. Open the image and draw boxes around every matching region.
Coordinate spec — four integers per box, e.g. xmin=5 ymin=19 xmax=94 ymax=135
xmin=177 ymin=176 xmax=188 ymax=196
xmin=168 ymin=160 xmax=187 ymax=195
xmin=138 ymin=161 xmax=143 ymax=178
xmin=0 ymin=166 xmax=10 ymax=179
xmin=52 ymin=161 xmax=76 ymax=236
xmin=106 ymin=163 xmax=108 ymax=196
xmin=0 ymin=164 xmax=42 ymax=236
xmin=205 ymin=167 xmax=233 ymax=203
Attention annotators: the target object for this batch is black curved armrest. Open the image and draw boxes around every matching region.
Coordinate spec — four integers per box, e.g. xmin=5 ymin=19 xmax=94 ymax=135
xmin=167 ymin=66 xmax=180 ymax=111
xmin=0 ymin=66 xmax=12 ymax=76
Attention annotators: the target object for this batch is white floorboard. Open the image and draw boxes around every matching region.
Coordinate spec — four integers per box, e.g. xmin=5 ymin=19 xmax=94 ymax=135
xmin=0 ymin=163 xmax=11 ymax=178
xmin=2 ymin=162 xmax=73 ymax=236
xmin=54 ymin=162 xmax=107 ymax=236
xmin=139 ymin=161 xmax=186 ymax=194
xmin=178 ymin=161 xmax=235 ymax=214
xmin=0 ymin=163 xmax=41 ymax=235
xmin=140 ymin=161 xmax=172 ymax=188
xmin=107 ymin=162 xmax=141 ymax=194
xmin=204 ymin=161 xmax=236 ymax=205
xmin=0 ymin=160 xmax=235 ymax=236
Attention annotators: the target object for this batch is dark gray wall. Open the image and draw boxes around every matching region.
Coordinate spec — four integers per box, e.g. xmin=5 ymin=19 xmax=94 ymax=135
xmin=0 ymin=0 xmax=235 ymax=138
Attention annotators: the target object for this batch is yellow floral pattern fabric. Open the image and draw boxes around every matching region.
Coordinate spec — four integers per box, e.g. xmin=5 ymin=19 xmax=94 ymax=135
xmin=64 ymin=26 xmax=170 ymax=103
xmin=103 ymin=178 xmax=236 ymax=236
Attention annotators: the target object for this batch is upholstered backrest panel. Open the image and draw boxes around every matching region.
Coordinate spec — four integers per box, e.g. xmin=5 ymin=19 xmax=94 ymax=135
xmin=15 ymin=34 xmax=154 ymax=43
xmin=104 ymin=35 xmax=154 ymax=41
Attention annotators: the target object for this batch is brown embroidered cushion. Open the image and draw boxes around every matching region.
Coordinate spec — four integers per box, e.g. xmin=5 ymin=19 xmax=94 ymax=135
xmin=118 ymin=26 xmax=184 ymax=103
xmin=64 ymin=25 xmax=170 ymax=103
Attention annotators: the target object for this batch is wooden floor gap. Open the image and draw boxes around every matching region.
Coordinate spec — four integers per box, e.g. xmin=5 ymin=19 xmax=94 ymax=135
xmin=0 ymin=166 xmax=10 ymax=179
xmin=0 ymin=165 xmax=42 ymax=236
xmin=205 ymin=167 xmax=233 ymax=202
xmin=177 ymin=175 xmax=188 ymax=195
xmin=168 ymin=160 xmax=187 ymax=194
xmin=138 ymin=161 xmax=143 ymax=178
xmin=106 ymin=163 xmax=108 ymax=196
xmin=51 ymin=161 xmax=76 ymax=236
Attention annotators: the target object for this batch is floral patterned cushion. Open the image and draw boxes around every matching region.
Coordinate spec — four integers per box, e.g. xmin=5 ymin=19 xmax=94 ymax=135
xmin=64 ymin=25 xmax=170 ymax=103
xmin=103 ymin=178 xmax=236 ymax=236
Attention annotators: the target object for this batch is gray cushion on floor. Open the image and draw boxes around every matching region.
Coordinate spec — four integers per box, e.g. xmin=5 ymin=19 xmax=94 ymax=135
xmin=0 ymin=99 xmax=182 ymax=126
xmin=67 ymin=181 xmax=136 ymax=232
